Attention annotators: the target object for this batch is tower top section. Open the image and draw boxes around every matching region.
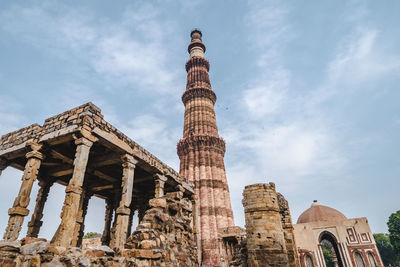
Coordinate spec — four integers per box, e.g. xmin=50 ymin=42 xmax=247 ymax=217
xmin=188 ymin=29 xmax=206 ymax=58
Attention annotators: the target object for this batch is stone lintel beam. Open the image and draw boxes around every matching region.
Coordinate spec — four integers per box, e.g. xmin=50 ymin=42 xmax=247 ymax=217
xmin=3 ymin=142 xmax=44 ymax=241
xmin=154 ymin=173 xmax=167 ymax=198
xmin=47 ymin=148 xmax=118 ymax=182
xmin=51 ymin=136 xmax=95 ymax=247
xmin=110 ymin=154 xmax=137 ymax=250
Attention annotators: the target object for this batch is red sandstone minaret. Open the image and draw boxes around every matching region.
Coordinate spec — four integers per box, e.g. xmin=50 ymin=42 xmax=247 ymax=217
xmin=177 ymin=30 xmax=234 ymax=265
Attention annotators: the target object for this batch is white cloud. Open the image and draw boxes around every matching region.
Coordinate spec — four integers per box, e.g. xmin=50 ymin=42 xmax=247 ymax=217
xmin=120 ymin=115 xmax=181 ymax=170
xmin=327 ymin=28 xmax=400 ymax=87
xmin=243 ymin=68 xmax=289 ymax=118
xmin=0 ymin=2 xmax=182 ymax=95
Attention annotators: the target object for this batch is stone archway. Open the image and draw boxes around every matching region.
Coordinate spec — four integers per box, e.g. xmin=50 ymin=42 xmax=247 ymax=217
xmin=319 ymin=231 xmax=345 ymax=267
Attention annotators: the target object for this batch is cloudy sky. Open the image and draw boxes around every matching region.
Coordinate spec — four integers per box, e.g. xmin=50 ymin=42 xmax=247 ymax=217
xmin=0 ymin=0 xmax=399 ymax=239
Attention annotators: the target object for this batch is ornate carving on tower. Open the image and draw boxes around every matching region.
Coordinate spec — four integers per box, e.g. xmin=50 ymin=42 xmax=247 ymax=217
xmin=177 ymin=30 xmax=234 ymax=265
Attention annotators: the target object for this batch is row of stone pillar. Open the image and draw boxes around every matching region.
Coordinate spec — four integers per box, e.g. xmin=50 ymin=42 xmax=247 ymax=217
xmin=0 ymin=135 xmax=170 ymax=251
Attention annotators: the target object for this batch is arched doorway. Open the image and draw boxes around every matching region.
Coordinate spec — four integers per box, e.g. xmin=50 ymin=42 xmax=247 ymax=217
xmin=319 ymin=231 xmax=344 ymax=267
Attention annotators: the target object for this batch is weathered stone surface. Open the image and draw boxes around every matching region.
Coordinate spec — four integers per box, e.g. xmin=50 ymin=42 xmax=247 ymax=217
xmin=243 ymin=183 xmax=294 ymax=267
xmin=149 ymin=198 xmax=167 ymax=208
xmin=3 ymin=144 xmax=43 ymax=241
xmin=0 ymin=240 xmax=21 ymax=252
xmin=126 ymin=193 xmax=198 ymax=266
xmin=48 ymin=246 xmax=66 ymax=255
xmin=51 ymin=136 xmax=94 ymax=247
xmin=20 ymin=241 xmax=49 ymax=255
xmin=41 ymin=258 xmax=64 ymax=267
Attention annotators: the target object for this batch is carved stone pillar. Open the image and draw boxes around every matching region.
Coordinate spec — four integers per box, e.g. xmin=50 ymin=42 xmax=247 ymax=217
xmin=110 ymin=154 xmax=137 ymax=250
xmin=101 ymin=197 xmax=114 ymax=246
xmin=154 ymin=173 xmax=167 ymax=198
xmin=51 ymin=136 xmax=95 ymax=247
xmin=73 ymin=189 xmax=93 ymax=247
xmin=26 ymin=178 xmax=54 ymax=238
xmin=109 ymin=187 xmax=121 ymax=246
xmin=3 ymin=142 xmax=43 ymax=241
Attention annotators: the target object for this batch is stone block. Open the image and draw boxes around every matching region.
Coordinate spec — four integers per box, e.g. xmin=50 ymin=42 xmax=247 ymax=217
xmin=139 ymin=240 xmax=155 ymax=249
xmin=0 ymin=240 xmax=21 ymax=252
xmin=149 ymin=198 xmax=167 ymax=208
xmin=20 ymin=241 xmax=49 ymax=255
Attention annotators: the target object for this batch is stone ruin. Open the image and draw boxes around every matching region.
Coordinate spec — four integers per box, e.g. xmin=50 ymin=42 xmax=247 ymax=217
xmin=241 ymin=183 xmax=300 ymax=267
xmin=0 ymin=29 xmax=303 ymax=266
xmin=0 ymin=102 xmax=300 ymax=267
xmin=0 ymin=103 xmax=199 ymax=266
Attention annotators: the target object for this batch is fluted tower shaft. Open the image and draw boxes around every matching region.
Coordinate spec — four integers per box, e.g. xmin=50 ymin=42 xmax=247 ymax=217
xmin=177 ymin=30 xmax=234 ymax=265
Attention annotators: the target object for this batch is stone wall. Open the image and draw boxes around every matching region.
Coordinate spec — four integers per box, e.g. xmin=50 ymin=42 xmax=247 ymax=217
xmin=242 ymin=183 xmax=291 ymax=267
xmin=0 ymin=189 xmax=199 ymax=267
xmin=126 ymin=189 xmax=198 ymax=266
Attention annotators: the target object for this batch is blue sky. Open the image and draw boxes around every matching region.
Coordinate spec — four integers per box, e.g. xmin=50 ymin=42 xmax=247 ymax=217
xmin=0 ymin=0 xmax=399 ymax=238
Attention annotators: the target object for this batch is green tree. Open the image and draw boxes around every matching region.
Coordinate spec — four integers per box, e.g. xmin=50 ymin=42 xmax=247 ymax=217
xmin=83 ymin=232 xmax=99 ymax=239
xmin=374 ymin=233 xmax=397 ymax=266
xmin=322 ymin=248 xmax=334 ymax=267
xmin=388 ymin=210 xmax=400 ymax=261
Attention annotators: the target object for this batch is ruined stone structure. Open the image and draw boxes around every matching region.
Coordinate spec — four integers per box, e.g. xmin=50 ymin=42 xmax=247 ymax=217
xmin=0 ymin=102 xmax=199 ymax=266
xmin=294 ymin=201 xmax=384 ymax=267
xmin=1 ymin=29 xmax=375 ymax=267
xmin=242 ymin=183 xmax=300 ymax=267
xmin=177 ymin=29 xmax=234 ymax=265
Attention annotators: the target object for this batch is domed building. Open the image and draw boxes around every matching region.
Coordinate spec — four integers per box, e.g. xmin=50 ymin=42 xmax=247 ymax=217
xmin=293 ymin=200 xmax=384 ymax=267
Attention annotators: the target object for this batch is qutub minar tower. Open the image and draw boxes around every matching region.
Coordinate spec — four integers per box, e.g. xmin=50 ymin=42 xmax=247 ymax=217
xmin=177 ymin=30 xmax=234 ymax=264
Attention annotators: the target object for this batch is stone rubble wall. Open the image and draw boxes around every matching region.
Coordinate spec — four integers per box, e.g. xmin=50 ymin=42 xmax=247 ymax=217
xmin=0 ymin=191 xmax=199 ymax=267
xmin=0 ymin=124 xmax=41 ymax=151
xmin=126 ymin=190 xmax=198 ymax=266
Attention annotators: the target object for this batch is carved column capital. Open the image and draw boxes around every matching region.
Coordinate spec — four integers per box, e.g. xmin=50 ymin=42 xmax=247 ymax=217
xmin=121 ymin=154 xmax=138 ymax=169
xmin=25 ymin=142 xmax=44 ymax=160
xmin=26 ymin=141 xmax=43 ymax=152
xmin=74 ymin=137 xmax=94 ymax=147
xmin=154 ymin=173 xmax=167 ymax=198
xmin=154 ymin=173 xmax=168 ymax=182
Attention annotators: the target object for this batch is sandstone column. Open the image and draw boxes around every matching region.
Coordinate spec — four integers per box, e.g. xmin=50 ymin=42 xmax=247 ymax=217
xmin=73 ymin=189 xmax=93 ymax=247
xmin=110 ymin=154 xmax=137 ymax=250
xmin=101 ymin=197 xmax=114 ymax=246
xmin=26 ymin=178 xmax=54 ymax=238
xmin=242 ymin=183 xmax=289 ymax=267
xmin=3 ymin=142 xmax=43 ymax=241
xmin=154 ymin=173 xmax=167 ymax=198
xmin=51 ymin=136 xmax=95 ymax=247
